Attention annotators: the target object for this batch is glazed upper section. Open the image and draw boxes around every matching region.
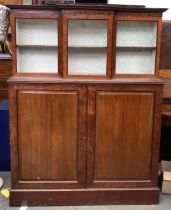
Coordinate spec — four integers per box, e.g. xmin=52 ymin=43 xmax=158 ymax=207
xmin=8 ymin=4 xmax=167 ymax=78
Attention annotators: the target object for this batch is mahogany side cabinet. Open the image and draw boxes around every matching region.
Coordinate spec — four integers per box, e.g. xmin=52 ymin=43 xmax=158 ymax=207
xmin=8 ymin=3 xmax=167 ymax=206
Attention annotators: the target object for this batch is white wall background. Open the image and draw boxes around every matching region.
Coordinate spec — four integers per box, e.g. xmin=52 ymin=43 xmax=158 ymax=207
xmin=109 ymin=0 xmax=171 ymax=20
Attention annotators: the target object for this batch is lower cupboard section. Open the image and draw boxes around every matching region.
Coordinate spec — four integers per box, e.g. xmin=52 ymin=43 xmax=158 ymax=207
xmin=8 ymin=83 xmax=163 ymax=206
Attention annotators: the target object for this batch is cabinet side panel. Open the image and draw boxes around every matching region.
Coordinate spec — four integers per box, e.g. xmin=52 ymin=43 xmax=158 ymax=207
xmin=95 ymin=92 xmax=154 ymax=180
xmin=17 ymin=91 xmax=78 ymax=181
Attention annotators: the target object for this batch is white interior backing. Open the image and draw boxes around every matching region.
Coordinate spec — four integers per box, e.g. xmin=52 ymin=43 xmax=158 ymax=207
xmin=68 ymin=48 xmax=107 ymax=75
xmin=16 ymin=19 xmax=58 ymax=46
xmin=68 ymin=20 xmax=108 ymax=47
xmin=116 ymin=21 xmax=157 ymax=47
xmin=17 ymin=47 xmax=58 ymax=73
xmin=116 ymin=49 xmax=156 ymax=74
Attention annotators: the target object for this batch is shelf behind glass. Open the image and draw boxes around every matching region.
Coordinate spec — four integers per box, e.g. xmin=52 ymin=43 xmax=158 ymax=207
xmin=68 ymin=45 xmax=107 ymax=48
xmin=115 ymin=48 xmax=156 ymax=75
xmin=16 ymin=44 xmax=58 ymax=48
xmin=117 ymin=21 xmax=157 ymax=47
xmin=17 ymin=47 xmax=58 ymax=73
xmin=116 ymin=46 xmax=156 ymax=50
xmin=68 ymin=48 xmax=107 ymax=75
xmin=16 ymin=19 xmax=58 ymax=46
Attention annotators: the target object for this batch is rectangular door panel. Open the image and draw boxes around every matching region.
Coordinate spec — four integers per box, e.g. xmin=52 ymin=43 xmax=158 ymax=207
xmin=95 ymin=92 xmax=154 ymax=180
xmin=18 ymin=91 xmax=78 ymax=181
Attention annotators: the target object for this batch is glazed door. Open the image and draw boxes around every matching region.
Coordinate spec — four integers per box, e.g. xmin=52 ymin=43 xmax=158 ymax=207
xmin=10 ymin=11 xmax=61 ymax=75
xmin=87 ymin=85 xmax=162 ymax=188
xmin=63 ymin=13 xmax=113 ymax=78
xmin=10 ymin=84 xmax=87 ymax=189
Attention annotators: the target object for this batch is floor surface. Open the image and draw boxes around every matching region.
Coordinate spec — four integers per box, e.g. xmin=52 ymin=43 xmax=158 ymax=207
xmin=0 ymin=172 xmax=171 ymax=210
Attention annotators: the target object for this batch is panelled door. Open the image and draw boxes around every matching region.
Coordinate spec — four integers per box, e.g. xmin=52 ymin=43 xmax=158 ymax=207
xmin=87 ymin=84 xmax=162 ymax=188
xmin=10 ymin=84 xmax=87 ymax=189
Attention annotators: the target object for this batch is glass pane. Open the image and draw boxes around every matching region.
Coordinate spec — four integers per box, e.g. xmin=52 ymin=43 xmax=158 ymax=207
xmin=116 ymin=21 xmax=157 ymax=47
xmin=68 ymin=48 xmax=106 ymax=75
xmin=68 ymin=19 xmax=108 ymax=75
xmin=68 ymin=20 xmax=108 ymax=47
xmin=17 ymin=48 xmax=58 ymax=73
xmin=16 ymin=19 xmax=58 ymax=46
xmin=116 ymin=49 xmax=156 ymax=74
